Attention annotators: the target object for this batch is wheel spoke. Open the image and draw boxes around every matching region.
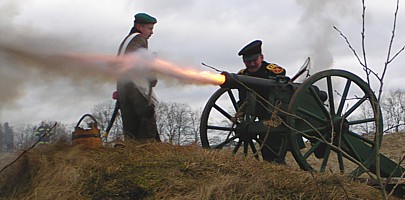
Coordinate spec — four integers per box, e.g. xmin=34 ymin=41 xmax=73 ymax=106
xmin=342 ymin=134 xmax=364 ymax=163
xmin=213 ymin=104 xmax=233 ymax=121
xmin=256 ymin=138 xmax=278 ymax=155
xmin=309 ymin=87 xmax=331 ymax=120
xmin=232 ymin=140 xmax=242 ymax=154
xmin=348 ymin=117 xmax=376 ymax=125
xmin=337 ymin=79 xmax=351 ymax=116
xmin=348 ymin=130 xmax=374 ymax=145
xmin=207 ymin=125 xmax=235 ymax=131
xmin=326 ymin=76 xmax=335 ymax=115
xmin=303 ymin=141 xmax=322 ymax=159
xmin=249 ymin=141 xmax=260 ymax=159
xmin=320 ymin=145 xmax=332 ymax=172
xmin=253 ymin=137 xmax=262 ymax=145
xmin=295 ymin=126 xmax=328 ymax=135
xmin=342 ymin=95 xmax=367 ymax=119
xmin=297 ymin=107 xmax=328 ymax=123
xmin=227 ymin=90 xmax=239 ymax=111
xmin=212 ymin=135 xmax=238 ymax=149
xmin=243 ymin=141 xmax=249 ymax=155
xmin=276 ymin=137 xmax=286 ymax=157
xmin=337 ymin=150 xmax=345 ymax=172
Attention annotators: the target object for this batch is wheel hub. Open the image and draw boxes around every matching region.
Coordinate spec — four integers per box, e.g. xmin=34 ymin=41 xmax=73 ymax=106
xmin=235 ymin=122 xmax=257 ymax=142
xmin=331 ymin=116 xmax=349 ymax=138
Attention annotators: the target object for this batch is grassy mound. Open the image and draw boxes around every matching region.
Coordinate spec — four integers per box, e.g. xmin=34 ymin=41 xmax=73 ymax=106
xmin=1 ymin=139 xmax=396 ymax=200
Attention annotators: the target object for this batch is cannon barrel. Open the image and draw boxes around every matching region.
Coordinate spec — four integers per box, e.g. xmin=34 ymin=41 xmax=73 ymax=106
xmin=219 ymin=71 xmax=327 ymax=101
xmin=219 ymin=71 xmax=290 ymax=89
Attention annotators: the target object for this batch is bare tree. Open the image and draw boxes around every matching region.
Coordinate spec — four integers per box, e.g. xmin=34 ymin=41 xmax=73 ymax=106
xmin=91 ymin=100 xmax=123 ymax=141
xmin=351 ymin=103 xmax=376 ymax=135
xmin=188 ymin=108 xmax=202 ymax=145
xmin=13 ymin=124 xmax=37 ymax=149
xmin=51 ymin=122 xmax=74 ymax=144
xmin=12 ymin=121 xmax=73 ymax=149
xmin=334 ymin=0 xmax=405 ymax=198
xmin=156 ymin=102 xmax=170 ymax=140
xmin=381 ymin=89 xmax=405 ymax=133
xmin=156 ymin=102 xmax=200 ymax=145
xmin=352 ymin=89 xmax=405 ymax=135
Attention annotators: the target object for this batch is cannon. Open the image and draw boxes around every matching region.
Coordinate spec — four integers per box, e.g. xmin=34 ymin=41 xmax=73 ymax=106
xmin=200 ymin=67 xmax=405 ymax=179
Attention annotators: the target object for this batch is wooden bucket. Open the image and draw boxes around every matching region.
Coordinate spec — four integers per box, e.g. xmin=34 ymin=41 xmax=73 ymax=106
xmin=72 ymin=114 xmax=102 ymax=148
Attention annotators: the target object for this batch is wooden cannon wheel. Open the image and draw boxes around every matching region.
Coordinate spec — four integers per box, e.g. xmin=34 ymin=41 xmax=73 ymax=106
xmin=200 ymin=87 xmax=289 ymax=162
xmin=287 ymin=69 xmax=383 ymax=177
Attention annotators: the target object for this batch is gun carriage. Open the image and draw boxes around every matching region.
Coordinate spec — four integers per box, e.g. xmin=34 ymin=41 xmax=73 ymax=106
xmin=200 ymin=64 xmax=404 ymax=179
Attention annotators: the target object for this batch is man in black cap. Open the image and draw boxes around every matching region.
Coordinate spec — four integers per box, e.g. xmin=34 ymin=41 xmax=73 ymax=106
xmin=114 ymin=12 xmax=160 ymax=141
xmin=237 ymin=40 xmax=285 ymax=77
xmin=237 ymin=40 xmax=286 ymax=163
xmin=237 ymin=40 xmax=286 ymax=110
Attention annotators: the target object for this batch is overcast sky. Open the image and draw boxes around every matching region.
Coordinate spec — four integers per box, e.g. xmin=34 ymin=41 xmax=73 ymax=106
xmin=0 ymin=0 xmax=404 ymax=125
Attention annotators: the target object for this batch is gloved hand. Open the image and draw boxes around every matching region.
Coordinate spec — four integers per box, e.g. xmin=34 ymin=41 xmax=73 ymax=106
xmin=149 ymin=79 xmax=158 ymax=87
xmin=112 ymin=91 xmax=119 ymax=100
xmin=145 ymin=104 xmax=155 ymax=118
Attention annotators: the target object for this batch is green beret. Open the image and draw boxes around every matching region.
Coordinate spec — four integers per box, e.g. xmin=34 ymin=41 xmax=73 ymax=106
xmin=238 ymin=40 xmax=262 ymax=61
xmin=134 ymin=13 xmax=157 ymax=24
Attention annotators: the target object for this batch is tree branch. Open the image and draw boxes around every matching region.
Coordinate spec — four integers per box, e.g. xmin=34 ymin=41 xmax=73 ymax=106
xmin=0 ymin=122 xmax=57 ymax=174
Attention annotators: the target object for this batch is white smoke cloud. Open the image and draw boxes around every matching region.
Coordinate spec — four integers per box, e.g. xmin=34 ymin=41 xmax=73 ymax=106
xmin=295 ymin=0 xmax=358 ymax=73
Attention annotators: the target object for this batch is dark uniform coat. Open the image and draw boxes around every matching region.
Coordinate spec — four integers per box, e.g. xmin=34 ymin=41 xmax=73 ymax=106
xmin=237 ymin=61 xmax=286 ymax=163
xmin=237 ymin=61 xmax=286 ymax=119
xmin=117 ymin=33 xmax=160 ymax=141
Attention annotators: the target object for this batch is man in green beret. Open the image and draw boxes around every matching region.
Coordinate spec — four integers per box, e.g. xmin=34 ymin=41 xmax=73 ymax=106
xmin=118 ymin=13 xmax=157 ymax=54
xmin=236 ymin=40 xmax=287 ymax=163
xmin=115 ymin=12 xmax=160 ymax=141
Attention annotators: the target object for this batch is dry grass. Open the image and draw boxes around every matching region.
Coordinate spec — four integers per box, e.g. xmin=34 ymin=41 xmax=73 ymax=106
xmin=380 ymin=132 xmax=405 ymax=168
xmin=0 ymin=133 xmax=404 ymax=199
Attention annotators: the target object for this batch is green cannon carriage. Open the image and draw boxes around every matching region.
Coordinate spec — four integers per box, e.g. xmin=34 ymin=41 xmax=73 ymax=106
xmin=200 ymin=67 xmax=404 ymax=180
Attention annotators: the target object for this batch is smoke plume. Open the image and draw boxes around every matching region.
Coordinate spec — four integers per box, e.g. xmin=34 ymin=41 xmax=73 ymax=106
xmin=0 ymin=38 xmax=224 ymax=124
xmin=296 ymin=0 xmax=355 ymax=73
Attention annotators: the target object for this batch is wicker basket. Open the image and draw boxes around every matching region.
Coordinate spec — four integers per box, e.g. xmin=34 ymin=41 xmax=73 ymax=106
xmin=72 ymin=114 xmax=102 ymax=148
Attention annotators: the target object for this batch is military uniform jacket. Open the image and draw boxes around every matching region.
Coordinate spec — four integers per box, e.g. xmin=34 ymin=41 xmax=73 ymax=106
xmin=237 ymin=61 xmax=286 ymax=78
xmin=236 ymin=61 xmax=286 ymax=119
xmin=118 ymin=33 xmax=148 ymax=55
xmin=117 ymin=33 xmax=158 ymax=105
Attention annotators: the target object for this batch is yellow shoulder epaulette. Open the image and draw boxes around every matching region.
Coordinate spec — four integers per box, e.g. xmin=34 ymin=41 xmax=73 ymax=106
xmin=237 ymin=69 xmax=246 ymax=74
xmin=265 ymin=63 xmax=284 ymax=74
